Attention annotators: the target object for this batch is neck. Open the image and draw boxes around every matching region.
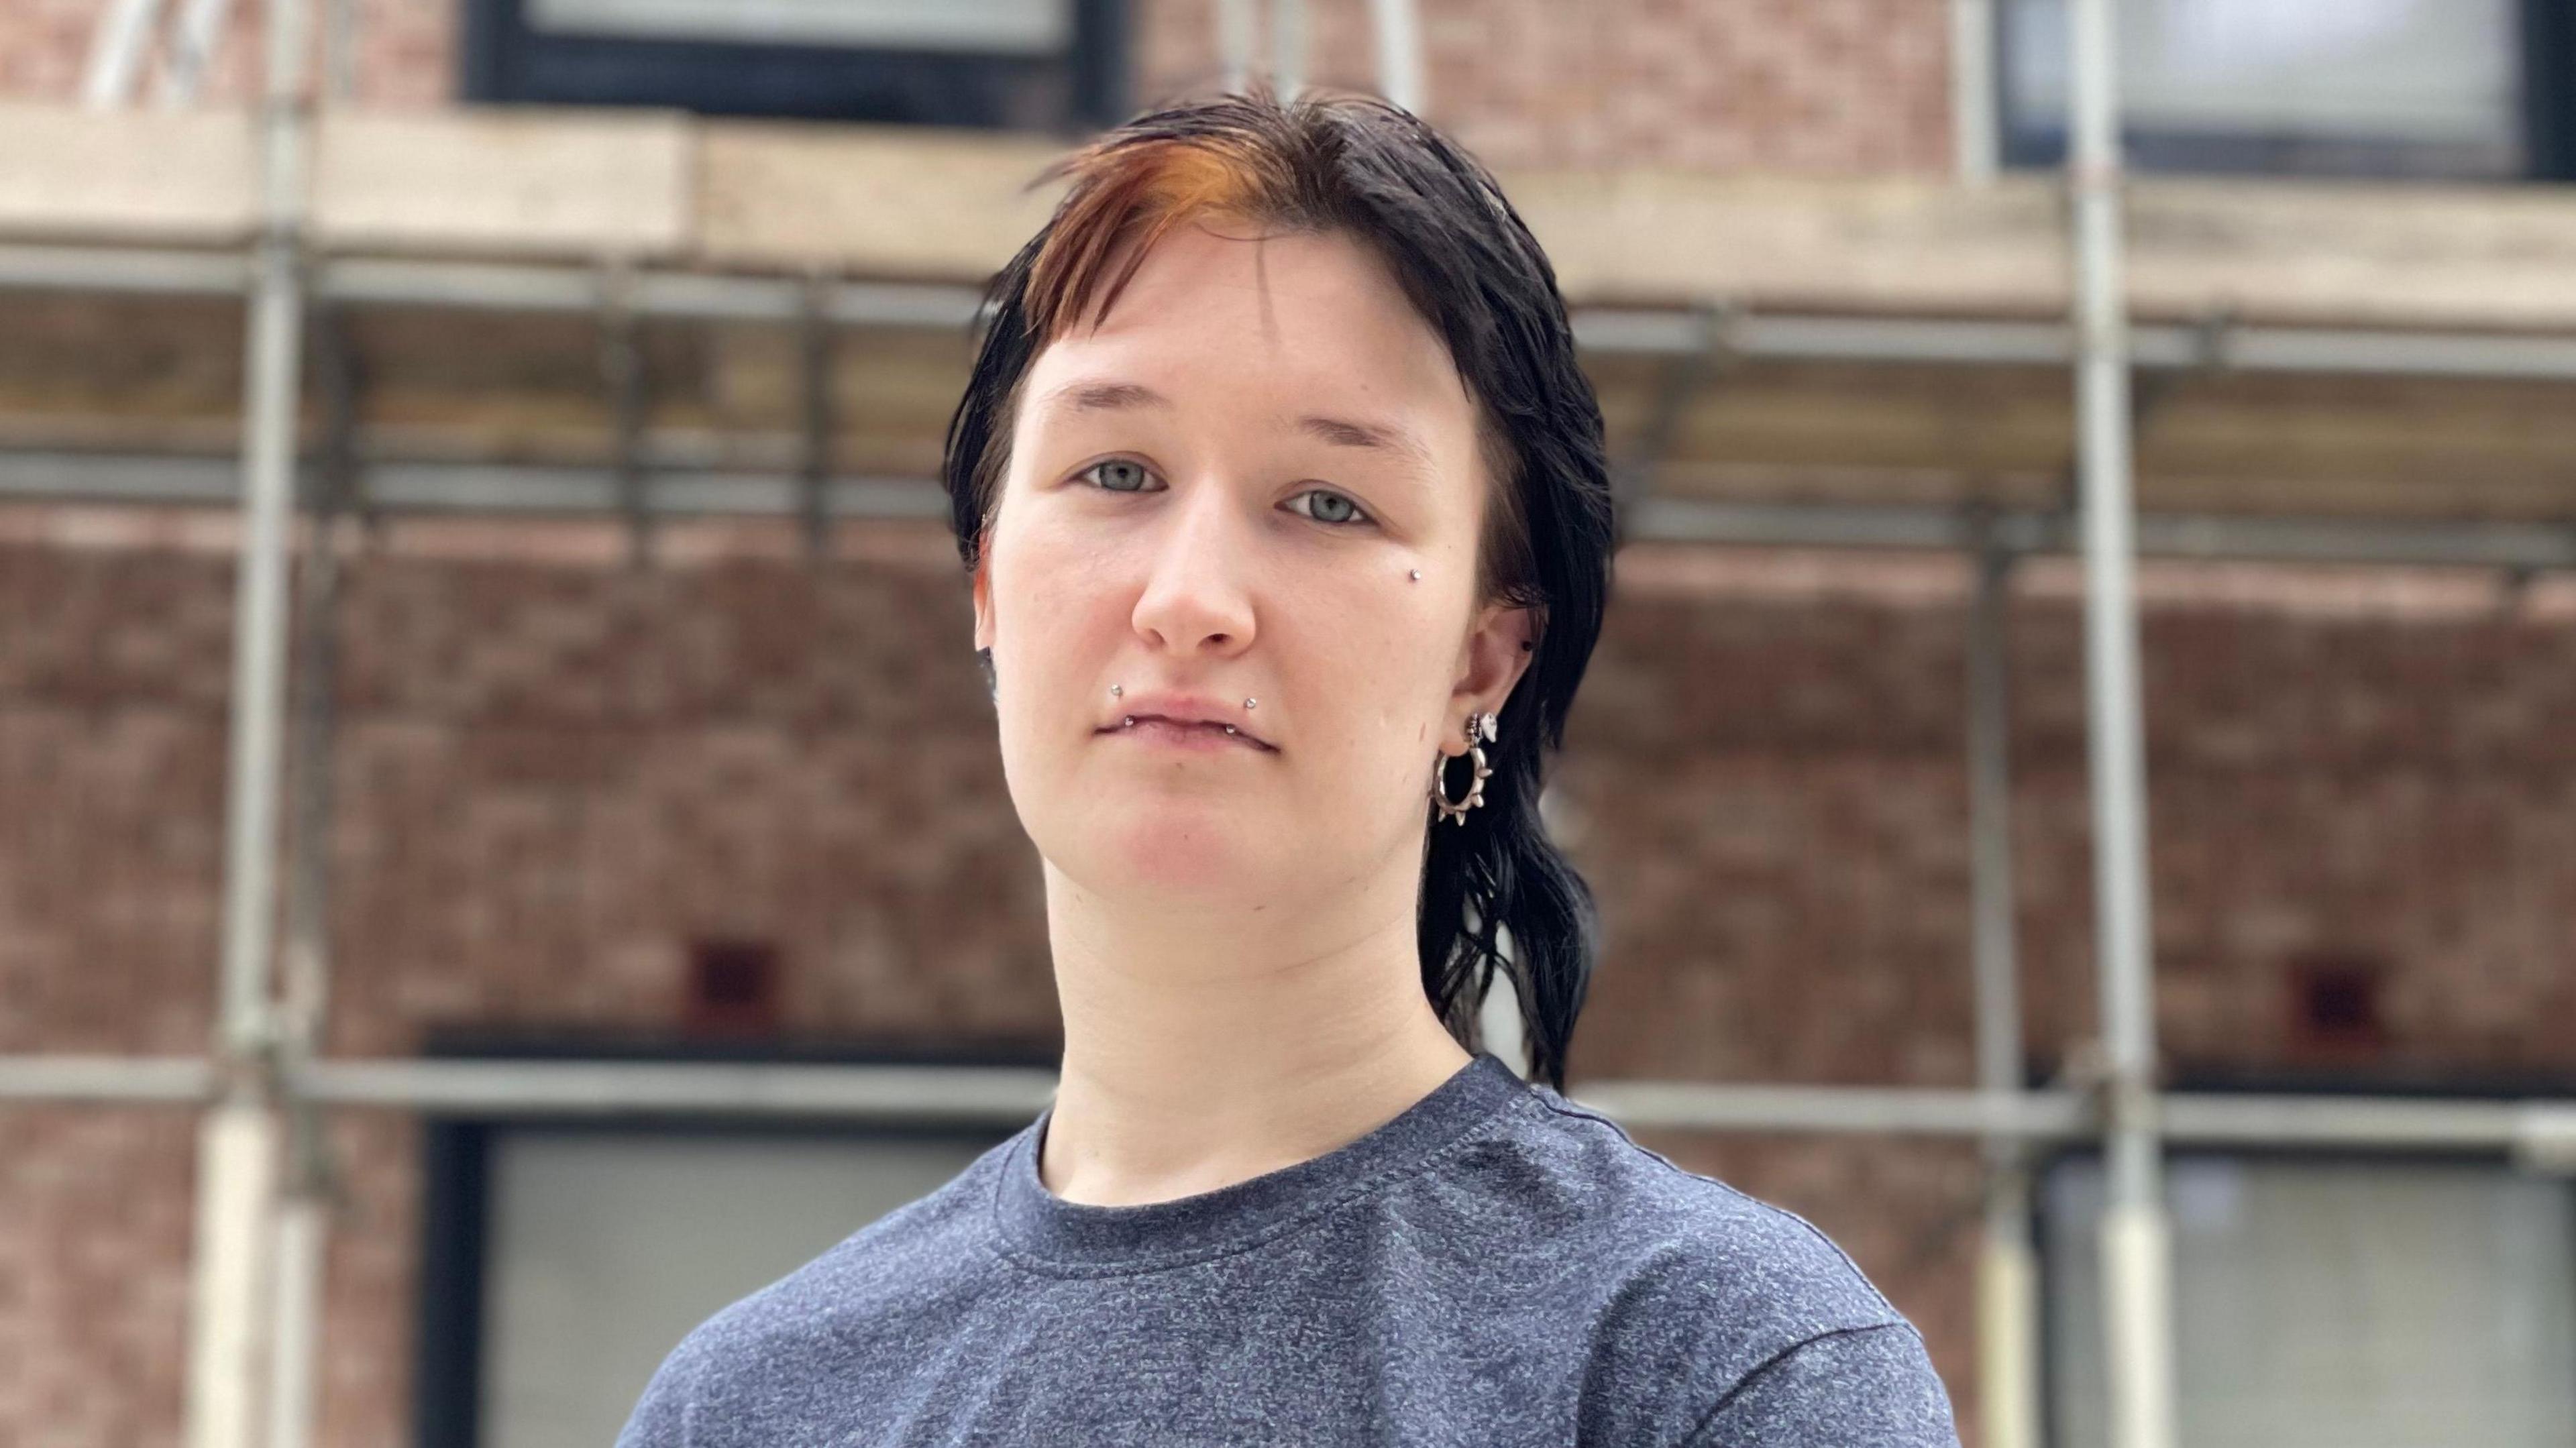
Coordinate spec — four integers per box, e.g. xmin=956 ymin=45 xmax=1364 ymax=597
xmin=1035 ymin=856 xmax=1475 ymax=1207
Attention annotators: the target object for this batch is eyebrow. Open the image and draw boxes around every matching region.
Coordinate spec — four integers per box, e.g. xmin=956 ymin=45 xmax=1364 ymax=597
xmin=1036 ymin=378 xmax=1437 ymax=479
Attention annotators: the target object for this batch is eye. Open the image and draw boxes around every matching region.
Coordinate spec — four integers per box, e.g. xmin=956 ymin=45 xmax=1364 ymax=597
xmin=1077 ymin=457 xmax=1161 ymax=494
xmin=1286 ymin=488 xmax=1373 ymax=528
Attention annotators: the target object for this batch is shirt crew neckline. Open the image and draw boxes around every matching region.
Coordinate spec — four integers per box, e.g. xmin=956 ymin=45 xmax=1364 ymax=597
xmin=993 ymin=1050 xmax=1532 ymax=1276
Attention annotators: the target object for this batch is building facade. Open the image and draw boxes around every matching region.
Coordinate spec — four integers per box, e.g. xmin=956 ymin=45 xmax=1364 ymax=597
xmin=3 ymin=3 xmax=2575 ymax=1445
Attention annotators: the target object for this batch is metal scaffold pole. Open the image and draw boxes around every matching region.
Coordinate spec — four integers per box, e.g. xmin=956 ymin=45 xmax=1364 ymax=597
xmin=1950 ymin=0 xmax=1998 ymax=183
xmin=1217 ymin=0 xmax=1256 ymax=94
xmin=1272 ymin=0 xmax=1307 ymax=100
xmin=1368 ymin=0 xmax=1426 ymax=115
xmin=186 ymin=0 xmax=312 ymax=1443
xmin=1966 ymin=537 xmax=2042 ymax=1448
xmin=2066 ymin=2 xmax=2180 ymax=1447
xmin=261 ymin=303 xmax=356 ymax=1448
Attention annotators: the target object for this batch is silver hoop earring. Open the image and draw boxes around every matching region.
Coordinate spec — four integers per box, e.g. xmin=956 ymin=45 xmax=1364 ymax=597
xmin=1429 ymin=711 xmax=1497 ymax=825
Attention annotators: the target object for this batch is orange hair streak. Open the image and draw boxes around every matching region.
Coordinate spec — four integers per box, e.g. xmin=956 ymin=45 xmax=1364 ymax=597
xmin=1022 ymin=130 xmax=1299 ymax=342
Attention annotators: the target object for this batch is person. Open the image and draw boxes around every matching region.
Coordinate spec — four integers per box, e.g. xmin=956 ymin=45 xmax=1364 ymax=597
xmin=616 ymin=81 xmax=1959 ymax=1447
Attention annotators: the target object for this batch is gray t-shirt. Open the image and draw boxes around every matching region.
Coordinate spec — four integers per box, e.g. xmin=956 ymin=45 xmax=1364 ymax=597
xmin=616 ymin=1050 xmax=1959 ymax=1447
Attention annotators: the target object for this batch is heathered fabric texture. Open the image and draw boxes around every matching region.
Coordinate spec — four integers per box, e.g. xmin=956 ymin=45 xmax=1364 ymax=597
xmin=616 ymin=1050 xmax=1960 ymax=1447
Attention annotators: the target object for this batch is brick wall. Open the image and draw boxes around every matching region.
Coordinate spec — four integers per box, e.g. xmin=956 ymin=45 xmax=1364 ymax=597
xmin=4 ymin=509 xmax=2573 ymax=1445
xmin=2 ymin=0 xmax=1955 ymax=174
xmin=1134 ymin=0 xmax=1956 ymax=174
xmin=0 ymin=0 xmax=451 ymax=109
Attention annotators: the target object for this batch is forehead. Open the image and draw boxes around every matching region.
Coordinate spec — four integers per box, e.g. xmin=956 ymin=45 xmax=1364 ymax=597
xmin=1017 ymin=222 xmax=1478 ymax=455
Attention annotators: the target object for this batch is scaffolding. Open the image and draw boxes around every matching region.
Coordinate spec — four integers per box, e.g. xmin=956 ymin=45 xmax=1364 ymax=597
xmin=5 ymin=1 xmax=2576 ymax=1446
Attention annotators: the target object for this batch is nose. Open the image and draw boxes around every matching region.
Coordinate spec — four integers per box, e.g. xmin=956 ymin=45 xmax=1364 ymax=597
xmin=1130 ymin=474 xmax=1256 ymax=659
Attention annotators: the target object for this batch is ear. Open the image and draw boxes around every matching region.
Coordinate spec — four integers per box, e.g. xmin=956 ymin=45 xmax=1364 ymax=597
xmin=1444 ymin=601 xmax=1538 ymax=751
xmin=971 ymin=547 xmax=995 ymax=652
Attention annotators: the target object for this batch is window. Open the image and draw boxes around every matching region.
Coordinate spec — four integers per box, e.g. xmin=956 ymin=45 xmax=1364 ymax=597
xmin=1998 ymin=0 xmax=2575 ymax=180
xmin=2041 ymin=1151 xmax=2576 ymax=1447
xmin=417 ymin=1116 xmax=1006 ymax=1447
xmin=409 ymin=1040 xmax=1037 ymax=1448
xmin=460 ymin=0 xmax=1128 ymax=131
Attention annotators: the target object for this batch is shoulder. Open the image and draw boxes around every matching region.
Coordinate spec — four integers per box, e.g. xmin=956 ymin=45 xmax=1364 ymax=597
xmin=1676 ymin=1319 xmax=1957 ymax=1447
xmin=1473 ymin=1084 xmax=1907 ymax=1334
xmin=1450 ymin=1084 xmax=1956 ymax=1445
xmin=613 ymin=1133 xmax=1018 ymax=1447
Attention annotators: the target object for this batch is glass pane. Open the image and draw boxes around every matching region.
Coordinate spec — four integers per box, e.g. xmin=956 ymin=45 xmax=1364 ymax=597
xmin=2043 ymin=1155 xmax=2576 ymax=1448
xmin=478 ymin=1128 xmax=1000 ymax=1448
xmin=527 ymin=0 xmax=1073 ymax=55
xmin=2004 ymin=0 xmax=2522 ymax=170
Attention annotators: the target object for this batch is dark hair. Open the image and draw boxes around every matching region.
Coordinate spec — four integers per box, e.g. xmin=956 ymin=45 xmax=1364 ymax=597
xmin=938 ymin=80 xmax=1615 ymax=1093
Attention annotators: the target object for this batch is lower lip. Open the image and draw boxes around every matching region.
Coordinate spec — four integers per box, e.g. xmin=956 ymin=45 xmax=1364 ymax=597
xmin=1105 ymin=718 xmax=1272 ymax=753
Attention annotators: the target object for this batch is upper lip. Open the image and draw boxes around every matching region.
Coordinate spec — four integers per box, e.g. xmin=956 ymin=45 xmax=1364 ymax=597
xmin=1104 ymin=692 xmax=1275 ymax=750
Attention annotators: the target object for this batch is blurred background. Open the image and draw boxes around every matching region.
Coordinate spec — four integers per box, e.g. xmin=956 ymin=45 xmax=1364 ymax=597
xmin=2 ymin=1 xmax=2574 ymax=1446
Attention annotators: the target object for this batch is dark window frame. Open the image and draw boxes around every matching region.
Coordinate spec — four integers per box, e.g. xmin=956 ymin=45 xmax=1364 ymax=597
xmin=411 ymin=1032 xmax=1049 ymax=1448
xmin=458 ymin=0 xmax=1128 ymax=134
xmin=1994 ymin=0 xmax=2576 ymax=182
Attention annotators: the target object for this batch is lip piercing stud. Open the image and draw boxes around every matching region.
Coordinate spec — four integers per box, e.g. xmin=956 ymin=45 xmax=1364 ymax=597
xmin=1244 ymin=698 xmax=1256 ymax=710
xmin=1122 ymin=715 xmax=1135 ymax=727
xmin=1224 ymin=725 xmax=1238 ymax=734
xmin=1409 ymin=569 xmax=1421 ymax=581
xmin=1110 ymin=684 xmax=1122 ymax=697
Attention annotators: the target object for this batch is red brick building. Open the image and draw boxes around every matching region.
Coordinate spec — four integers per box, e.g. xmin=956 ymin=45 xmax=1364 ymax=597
xmin=5 ymin=3 xmax=2575 ymax=1446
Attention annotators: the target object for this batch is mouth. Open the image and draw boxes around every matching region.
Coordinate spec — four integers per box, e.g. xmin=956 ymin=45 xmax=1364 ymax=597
xmin=1102 ymin=714 xmax=1277 ymax=753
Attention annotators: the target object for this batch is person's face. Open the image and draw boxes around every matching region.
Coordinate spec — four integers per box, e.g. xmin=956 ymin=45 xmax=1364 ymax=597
xmin=973 ymin=219 xmax=1534 ymax=914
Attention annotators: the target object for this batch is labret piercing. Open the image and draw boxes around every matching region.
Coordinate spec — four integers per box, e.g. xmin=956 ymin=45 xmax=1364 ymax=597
xmin=1106 ymin=684 xmax=1258 ymax=735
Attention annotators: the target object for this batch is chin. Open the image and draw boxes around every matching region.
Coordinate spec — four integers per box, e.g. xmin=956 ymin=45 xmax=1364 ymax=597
xmin=1118 ymin=803 xmax=1268 ymax=893
xmin=1053 ymin=797 xmax=1277 ymax=902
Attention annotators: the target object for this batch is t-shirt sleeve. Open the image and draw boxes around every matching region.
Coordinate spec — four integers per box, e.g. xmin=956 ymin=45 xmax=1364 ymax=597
xmin=1680 ymin=1321 xmax=1960 ymax=1448
xmin=613 ymin=1337 xmax=702 ymax=1448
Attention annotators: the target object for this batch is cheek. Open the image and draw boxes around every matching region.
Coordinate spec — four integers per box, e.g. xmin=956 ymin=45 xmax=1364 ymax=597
xmin=1279 ymin=590 xmax=1454 ymax=799
xmin=990 ymin=506 xmax=1122 ymax=655
xmin=983 ymin=505 xmax=1146 ymax=796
